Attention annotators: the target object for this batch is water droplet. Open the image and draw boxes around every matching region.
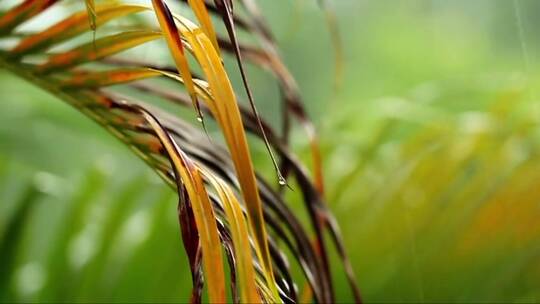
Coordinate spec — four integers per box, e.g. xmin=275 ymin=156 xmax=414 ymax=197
xmin=278 ymin=178 xmax=287 ymax=186
xmin=196 ymin=116 xmax=203 ymax=123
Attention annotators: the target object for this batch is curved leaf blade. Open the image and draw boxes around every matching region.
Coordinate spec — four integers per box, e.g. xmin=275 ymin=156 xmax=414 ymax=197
xmin=137 ymin=107 xmax=227 ymax=304
xmin=60 ymin=68 xmax=161 ymax=88
xmin=151 ymin=0 xmax=204 ymax=124
xmin=38 ymin=30 xmax=161 ymax=73
xmin=12 ymin=4 xmax=146 ymax=55
xmin=187 ymin=0 xmax=220 ymax=52
xmin=202 ymin=168 xmax=261 ymax=303
xmin=0 ymin=0 xmax=58 ymax=36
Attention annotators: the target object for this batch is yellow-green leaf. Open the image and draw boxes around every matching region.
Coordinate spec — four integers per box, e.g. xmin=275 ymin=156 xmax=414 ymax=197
xmin=13 ymin=4 xmax=146 ymax=55
xmin=60 ymin=68 xmax=161 ymax=88
xmin=151 ymin=0 xmax=204 ymax=123
xmin=201 ymin=168 xmax=261 ymax=304
xmin=172 ymin=14 xmax=282 ymax=302
xmin=186 ymin=0 xmax=220 ymax=52
xmin=139 ymin=108 xmax=227 ymax=304
xmin=0 ymin=0 xmax=57 ymax=35
xmin=38 ymin=30 xmax=161 ymax=73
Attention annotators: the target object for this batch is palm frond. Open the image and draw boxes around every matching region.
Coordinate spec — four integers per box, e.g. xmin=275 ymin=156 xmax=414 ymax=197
xmin=0 ymin=1 xmax=360 ymax=303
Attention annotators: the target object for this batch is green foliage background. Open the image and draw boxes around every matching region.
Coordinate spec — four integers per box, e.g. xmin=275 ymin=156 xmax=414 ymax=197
xmin=2 ymin=0 xmax=540 ymax=302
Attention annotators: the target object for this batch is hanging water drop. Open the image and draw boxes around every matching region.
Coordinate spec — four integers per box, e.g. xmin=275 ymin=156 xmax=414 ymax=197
xmin=197 ymin=116 xmax=203 ymax=123
xmin=278 ymin=177 xmax=287 ymax=186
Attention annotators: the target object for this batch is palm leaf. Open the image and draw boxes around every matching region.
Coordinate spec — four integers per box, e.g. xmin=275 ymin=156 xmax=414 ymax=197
xmin=0 ymin=1 xmax=360 ymax=303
